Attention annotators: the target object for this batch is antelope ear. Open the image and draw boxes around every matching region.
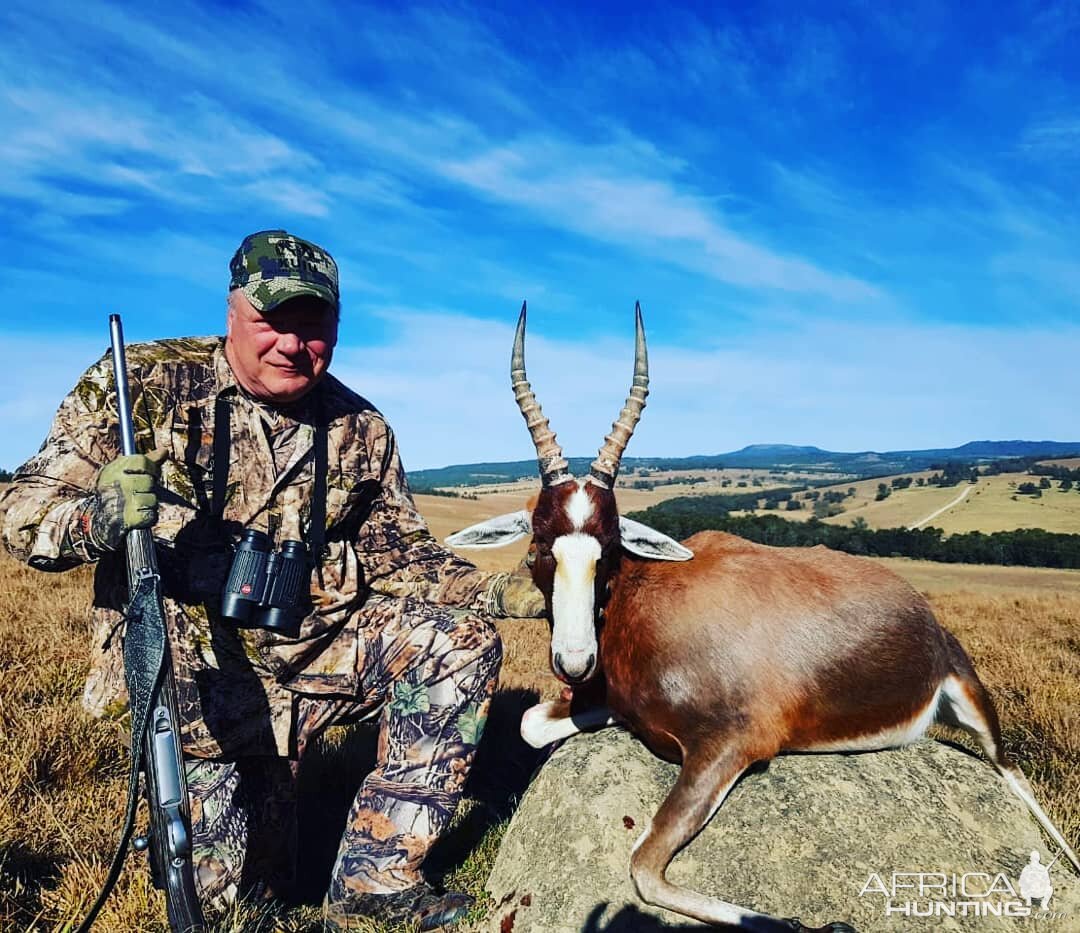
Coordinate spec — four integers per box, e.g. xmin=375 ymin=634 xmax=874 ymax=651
xmin=445 ymin=510 xmax=532 ymax=548
xmin=619 ymin=516 xmax=694 ymax=561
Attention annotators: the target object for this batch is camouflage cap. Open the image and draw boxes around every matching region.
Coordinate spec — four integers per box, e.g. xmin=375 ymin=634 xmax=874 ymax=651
xmin=229 ymin=229 xmax=339 ymax=314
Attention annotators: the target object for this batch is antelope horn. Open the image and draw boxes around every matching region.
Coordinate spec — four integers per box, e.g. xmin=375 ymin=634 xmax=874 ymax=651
xmin=512 ymin=301 xmax=571 ymax=486
xmin=589 ymin=302 xmax=648 ymax=488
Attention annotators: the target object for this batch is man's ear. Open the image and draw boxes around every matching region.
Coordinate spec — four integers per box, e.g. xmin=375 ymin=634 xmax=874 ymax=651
xmin=618 ymin=516 xmax=694 ymax=561
xmin=225 ymin=291 xmax=237 ymax=338
xmin=445 ymin=510 xmax=532 ymax=548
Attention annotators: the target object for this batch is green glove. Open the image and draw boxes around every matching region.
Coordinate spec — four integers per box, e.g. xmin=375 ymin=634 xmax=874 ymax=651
xmin=83 ymin=448 xmax=168 ymax=552
xmin=497 ymin=570 xmax=547 ymax=619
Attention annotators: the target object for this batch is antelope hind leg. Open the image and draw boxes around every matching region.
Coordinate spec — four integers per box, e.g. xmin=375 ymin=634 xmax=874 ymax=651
xmin=938 ymin=670 xmax=1080 ymax=873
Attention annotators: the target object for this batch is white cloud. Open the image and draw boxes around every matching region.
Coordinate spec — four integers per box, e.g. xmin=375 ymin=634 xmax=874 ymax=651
xmin=0 ymin=77 xmax=323 ymax=220
xmin=327 ymin=309 xmax=1080 ymax=470
xmin=0 ymin=0 xmax=1077 ymax=478
xmin=1019 ymin=115 xmax=1080 ymax=160
xmin=331 ymin=308 xmax=667 ymax=470
xmin=2 ymin=300 xmax=1077 ymax=477
xmin=0 ymin=0 xmax=881 ymax=311
xmin=434 ymin=137 xmax=879 ymax=303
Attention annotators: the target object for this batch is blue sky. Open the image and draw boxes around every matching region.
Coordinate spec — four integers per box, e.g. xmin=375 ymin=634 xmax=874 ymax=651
xmin=1 ymin=0 xmax=1078 ymax=471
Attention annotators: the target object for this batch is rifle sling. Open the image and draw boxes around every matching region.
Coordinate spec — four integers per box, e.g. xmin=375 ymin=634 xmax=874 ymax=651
xmin=76 ymin=572 xmax=167 ymax=933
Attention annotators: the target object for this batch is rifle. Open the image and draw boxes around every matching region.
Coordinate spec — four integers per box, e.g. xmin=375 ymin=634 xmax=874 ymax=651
xmin=76 ymin=316 xmax=205 ymax=932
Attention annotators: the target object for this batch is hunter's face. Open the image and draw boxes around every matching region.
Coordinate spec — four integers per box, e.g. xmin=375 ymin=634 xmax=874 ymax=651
xmin=225 ymin=289 xmax=338 ymax=403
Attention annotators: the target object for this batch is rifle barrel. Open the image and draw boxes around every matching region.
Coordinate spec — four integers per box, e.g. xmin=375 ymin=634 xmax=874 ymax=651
xmin=109 ymin=314 xmax=137 ymax=457
xmin=108 ymin=315 xmax=156 ymax=578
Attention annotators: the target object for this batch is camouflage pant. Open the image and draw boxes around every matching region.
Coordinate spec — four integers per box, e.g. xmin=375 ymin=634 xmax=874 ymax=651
xmin=187 ymin=598 xmax=502 ymax=912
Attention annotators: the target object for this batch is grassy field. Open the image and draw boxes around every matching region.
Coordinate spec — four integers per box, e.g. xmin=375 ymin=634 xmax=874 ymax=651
xmin=730 ymin=466 xmax=1080 ymax=535
xmin=0 ymin=548 xmax=553 ymax=933
xmin=874 ymin=557 xmax=1080 ymax=595
xmin=821 ymin=473 xmax=1080 ymax=534
xmin=731 ymin=470 xmax=951 ymax=527
xmin=920 ymin=475 xmax=1080 ymax=535
xmin=431 ymin=467 xmax=852 ymax=513
xmin=1 ymin=492 xmax=1078 ymax=931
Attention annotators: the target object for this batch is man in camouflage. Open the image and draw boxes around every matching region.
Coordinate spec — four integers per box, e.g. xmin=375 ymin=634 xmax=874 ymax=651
xmin=0 ymin=230 xmax=544 ymax=930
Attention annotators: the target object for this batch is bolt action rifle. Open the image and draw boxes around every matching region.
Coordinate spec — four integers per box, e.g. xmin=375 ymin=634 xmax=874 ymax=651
xmin=76 ymin=315 xmax=205 ymax=932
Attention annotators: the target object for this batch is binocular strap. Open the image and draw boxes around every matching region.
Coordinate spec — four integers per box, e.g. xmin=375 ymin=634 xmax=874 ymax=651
xmin=212 ymin=393 xmax=328 ymax=581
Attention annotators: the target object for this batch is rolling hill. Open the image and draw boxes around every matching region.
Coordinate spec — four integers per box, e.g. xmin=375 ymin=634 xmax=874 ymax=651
xmin=407 ymin=440 xmax=1080 ymax=489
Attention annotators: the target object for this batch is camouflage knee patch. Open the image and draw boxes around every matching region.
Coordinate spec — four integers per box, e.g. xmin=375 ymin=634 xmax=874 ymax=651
xmin=330 ymin=606 xmax=502 ymax=895
xmin=186 ymin=757 xmax=298 ymax=913
xmin=188 ymin=759 xmax=247 ymax=914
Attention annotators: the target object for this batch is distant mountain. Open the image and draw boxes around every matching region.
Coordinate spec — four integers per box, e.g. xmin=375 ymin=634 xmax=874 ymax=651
xmin=407 ymin=440 xmax=1080 ymax=489
xmin=731 ymin=444 xmax=828 ymax=456
xmin=900 ymin=440 xmax=1080 ymax=459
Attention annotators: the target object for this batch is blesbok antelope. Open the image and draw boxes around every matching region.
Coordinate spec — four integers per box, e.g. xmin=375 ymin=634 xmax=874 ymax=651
xmin=447 ymin=303 xmax=1080 ymax=930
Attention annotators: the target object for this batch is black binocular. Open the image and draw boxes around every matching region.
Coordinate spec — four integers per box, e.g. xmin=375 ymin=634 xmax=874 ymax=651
xmin=220 ymin=530 xmax=308 ymax=638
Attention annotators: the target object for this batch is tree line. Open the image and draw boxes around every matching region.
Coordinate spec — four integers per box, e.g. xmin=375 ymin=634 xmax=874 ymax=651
xmin=1028 ymin=462 xmax=1080 ymax=483
xmin=625 ymin=504 xmax=1080 ymax=569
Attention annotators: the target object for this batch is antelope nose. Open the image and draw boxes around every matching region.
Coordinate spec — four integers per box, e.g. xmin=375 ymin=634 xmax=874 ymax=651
xmin=553 ymin=650 xmax=596 ymax=685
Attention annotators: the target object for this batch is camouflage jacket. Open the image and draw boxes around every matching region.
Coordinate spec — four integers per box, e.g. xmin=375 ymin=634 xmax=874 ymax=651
xmin=0 ymin=336 xmax=511 ymax=758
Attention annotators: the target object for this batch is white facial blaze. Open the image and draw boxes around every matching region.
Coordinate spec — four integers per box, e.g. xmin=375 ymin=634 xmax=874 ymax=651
xmin=566 ymin=480 xmax=594 ymax=530
xmin=550 ymin=533 xmax=602 ymax=676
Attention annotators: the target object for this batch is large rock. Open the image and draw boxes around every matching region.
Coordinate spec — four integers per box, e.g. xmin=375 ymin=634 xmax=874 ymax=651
xmin=484 ymin=729 xmax=1078 ymax=932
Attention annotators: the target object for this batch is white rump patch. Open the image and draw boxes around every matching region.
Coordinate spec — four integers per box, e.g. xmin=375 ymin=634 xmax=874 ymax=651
xmin=939 ymin=673 xmax=999 ymax=759
xmin=794 ymin=686 xmax=942 ymax=753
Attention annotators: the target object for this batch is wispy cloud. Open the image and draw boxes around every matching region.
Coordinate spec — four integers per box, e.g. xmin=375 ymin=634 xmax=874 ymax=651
xmin=0 ymin=83 xmax=324 ymax=215
xmin=0 ymin=0 xmax=879 ymax=308
xmin=437 ymin=138 xmax=879 ymax=302
xmin=328 ymin=309 xmax=1080 ymax=469
xmin=1019 ymin=115 xmax=1080 ymax=159
xmin=0 ymin=0 xmax=1077 ymax=472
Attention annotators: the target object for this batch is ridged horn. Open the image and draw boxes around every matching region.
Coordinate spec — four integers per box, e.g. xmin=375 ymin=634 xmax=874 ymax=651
xmin=589 ymin=302 xmax=648 ymax=488
xmin=512 ymin=301 xmax=571 ymax=486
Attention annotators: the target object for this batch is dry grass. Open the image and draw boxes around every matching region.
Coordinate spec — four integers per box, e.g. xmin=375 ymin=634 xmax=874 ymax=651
xmin=874 ymin=557 xmax=1080 ymax=595
xmin=818 ymin=471 xmax=1080 ymax=534
xmin=923 ymin=475 xmax=1080 ymax=535
xmin=2 ymin=528 xmax=1078 ymax=931
xmin=719 ymin=462 xmax=1080 ymax=535
xmin=926 ymin=591 xmax=1080 ymax=843
xmin=826 ymin=475 xmax=967 ymax=528
xmin=816 ymin=474 xmax=1080 ymax=535
xmin=0 ymin=549 xmax=546 ymax=933
xmin=423 ymin=469 xmax=852 ymax=533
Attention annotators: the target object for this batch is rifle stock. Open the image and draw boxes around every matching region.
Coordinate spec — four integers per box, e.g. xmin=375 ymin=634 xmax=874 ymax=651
xmin=138 ymin=652 xmax=204 ymax=931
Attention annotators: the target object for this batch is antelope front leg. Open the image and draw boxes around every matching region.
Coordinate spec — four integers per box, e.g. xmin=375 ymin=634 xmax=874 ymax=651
xmin=520 ymin=696 xmax=618 ymax=748
xmin=629 ymin=745 xmax=855 ymax=931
